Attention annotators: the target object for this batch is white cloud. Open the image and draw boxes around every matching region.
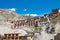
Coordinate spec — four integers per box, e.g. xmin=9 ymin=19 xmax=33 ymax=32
xmin=25 ymin=14 xmax=38 ymax=16
xmin=59 ymin=10 xmax=60 ymax=12
xmin=40 ymin=15 xmax=44 ymax=16
xmin=9 ymin=8 xmax=16 ymax=11
xmin=23 ymin=9 xmax=27 ymax=11
xmin=30 ymin=14 xmax=38 ymax=16
xmin=40 ymin=12 xmax=50 ymax=16
xmin=25 ymin=14 xmax=30 ymax=16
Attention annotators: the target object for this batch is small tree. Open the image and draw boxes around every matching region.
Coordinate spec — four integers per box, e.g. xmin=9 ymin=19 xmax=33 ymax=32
xmin=34 ymin=22 xmax=38 ymax=30
xmin=38 ymin=26 xmax=42 ymax=34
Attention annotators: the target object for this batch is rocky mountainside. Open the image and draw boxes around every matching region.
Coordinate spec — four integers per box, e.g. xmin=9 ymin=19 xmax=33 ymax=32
xmin=0 ymin=9 xmax=35 ymax=21
xmin=0 ymin=8 xmax=26 ymax=21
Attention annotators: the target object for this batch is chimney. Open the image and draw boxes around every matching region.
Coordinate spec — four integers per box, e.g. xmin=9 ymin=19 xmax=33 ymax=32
xmin=52 ymin=8 xmax=59 ymax=14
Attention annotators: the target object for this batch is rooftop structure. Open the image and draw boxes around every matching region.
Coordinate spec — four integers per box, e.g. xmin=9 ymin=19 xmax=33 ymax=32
xmin=3 ymin=33 xmax=33 ymax=40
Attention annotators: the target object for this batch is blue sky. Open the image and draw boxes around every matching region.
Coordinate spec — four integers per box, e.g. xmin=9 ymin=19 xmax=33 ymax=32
xmin=0 ymin=0 xmax=60 ymax=16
